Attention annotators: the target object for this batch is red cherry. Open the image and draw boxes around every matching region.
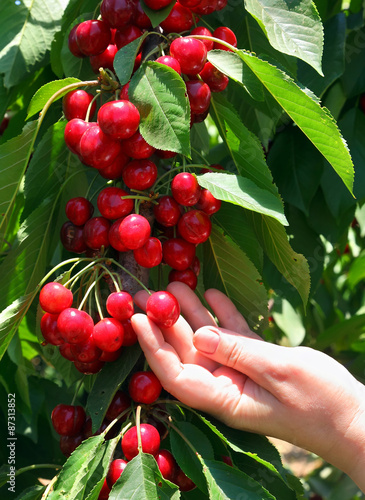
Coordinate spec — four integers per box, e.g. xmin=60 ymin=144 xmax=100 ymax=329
xmin=57 ymin=308 xmax=94 ymax=344
xmin=106 ymin=291 xmax=134 ymax=321
xmin=51 ymin=404 xmax=86 ymax=436
xmin=171 ymin=172 xmax=201 ymax=206
xmin=68 ymin=24 xmax=85 ymax=58
xmin=70 ymin=333 xmax=102 ymax=363
xmin=93 ymin=318 xmax=125 ymax=352
xmin=60 ymin=221 xmax=87 ymax=254
xmin=106 ymin=390 xmax=131 ymax=421
xmin=121 ymin=318 xmax=138 ymax=345
xmin=90 ymin=43 xmax=118 ymax=73
xmin=154 ymin=196 xmax=181 ymax=227
xmin=156 ymin=149 xmax=177 ymax=159
xmin=174 ymin=468 xmax=196 ymax=491
xmin=98 ymin=151 xmax=130 ymax=180
xmin=120 ymin=82 xmax=130 ymax=100
xmin=109 ymin=218 xmax=129 ymax=252
xmin=213 ymin=27 xmax=237 ymax=52
xmin=178 ymin=209 xmax=212 ymax=244
xmin=201 ymin=163 xmax=224 ymax=174
xmin=100 ymin=347 xmax=123 ymax=362
xmin=160 ymin=3 xmax=193 ymax=33
xmin=122 ymin=159 xmax=158 ymax=190
xmin=60 ymin=433 xmax=84 ymax=457
xmin=97 ymin=187 xmax=134 ymax=220
xmin=146 ymin=291 xmax=180 ymax=328
xmin=98 ymin=100 xmax=140 ymax=141
xmin=79 ymin=125 xmax=122 ymax=169
xmin=59 ymin=343 xmax=75 ymax=361
xmin=134 ymin=0 xmax=152 ymax=28
xmin=121 ymin=424 xmax=161 ymax=460
xmin=191 ymin=0 xmax=217 ymax=15
xmin=144 ymin=0 xmax=173 ymax=9
xmin=74 ymin=359 xmax=105 ymax=374
xmin=39 ymin=282 xmax=73 ymax=314
xmin=168 ymin=268 xmax=197 ymax=290
xmin=129 ymin=371 xmax=162 ymax=404
xmin=155 ymin=55 xmax=182 ymax=75
xmin=121 ymin=131 xmax=156 ymax=159
xmin=64 ymin=119 xmax=92 ymax=155
xmin=178 ymin=0 xmax=201 ymax=7
xmin=162 ymin=238 xmax=196 ymax=270
xmin=100 ymin=0 xmax=136 ymax=29
xmin=40 ymin=313 xmax=64 ymax=346
xmin=169 ymin=37 xmax=207 ymax=76
xmin=216 ymin=0 xmax=227 ymax=9
xmin=156 ymin=449 xmax=177 ymax=481
xmin=191 ymin=255 xmax=200 ymax=276
xmin=133 ymin=237 xmax=162 ymax=268
xmin=115 ymin=25 xmax=143 ymax=50
xmin=63 ymin=90 xmax=96 ymax=121
xmin=98 ymin=479 xmax=110 ymax=500
xmin=76 ymin=20 xmax=111 ymax=56
xmin=222 ymin=455 xmax=233 ymax=466
xmin=107 ymin=459 xmax=128 ymax=488
xmin=199 ymin=62 xmax=229 ymax=93
xmin=118 ymin=214 xmax=151 ymax=249
xmin=83 ymin=217 xmax=110 ymax=250
xmin=196 ymin=188 xmax=221 ymax=214
xmin=65 ymin=197 xmax=94 ymax=226
xmin=186 ymin=80 xmax=211 ymax=115
xmin=191 ymin=27 xmax=214 ymax=51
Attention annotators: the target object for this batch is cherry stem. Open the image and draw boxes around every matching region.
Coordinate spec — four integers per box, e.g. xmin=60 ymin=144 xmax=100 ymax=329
xmin=103 ymin=407 xmax=133 ymax=436
xmin=42 ymin=474 xmax=58 ymax=499
xmin=77 ymin=271 xmax=98 ymax=310
xmin=85 ymin=92 xmax=99 ymax=122
xmin=189 ymin=34 xmax=237 ymax=53
xmin=151 ymin=166 xmax=186 ymax=191
xmin=136 ymin=405 xmax=143 ymax=453
xmin=120 ymin=195 xmax=159 ymax=205
xmin=15 ymin=463 xmax=60 ymax=477
xmin=71 ymin=375 xmax=86 ymax=406
xmin=94 ymin=277 xmax=104 ymax=320
xmin=65 ymin=260 xmax=101 ymax=290
xmin=98 ymin=264 xmax=121 ymax=292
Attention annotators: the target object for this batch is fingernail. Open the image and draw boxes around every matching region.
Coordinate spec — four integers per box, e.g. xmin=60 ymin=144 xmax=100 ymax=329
xmin=193 ymin=328 xmax=220 ymax=354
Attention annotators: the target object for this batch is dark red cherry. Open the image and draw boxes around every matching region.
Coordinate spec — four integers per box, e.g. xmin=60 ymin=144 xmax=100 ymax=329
xmin=109 ymin=218 xmax=129 ymax=252
xmin=162 ymin=238 xmax=196 ymax=270
xmin=100 ymin=347 xmax=123 ymax=362
xmin=106 ymin=291 xmax=134 ymax=321
xmin=201 ymin=163 xmax=224 ymax=174
xmin=168 ymin=268 xmax=197 ymax=290
xmin=97 ymin=187 xmax=134 ymax=220
xmin=121 ymin=131 xmax=155 ymax=159
xmin=40 ymin=313 xmax=64 ymax=346
xmin=118 ymin=214 xmax=151 ymax=249
xmin=196 ymin=188 xmax=221 ymax=214
xmin=59 ymin=343 xmax=75 ymax=361
xmin=115 ymin=25 xmax=143 ymax=50
xmin=191 ymin=255 xmax=200 ymax=276
xmin=216 ymin=0 xmax=227 ymax=9
xmin=121 ymin=424 xmax=161 ymax=460
xmin=68 ymin=24 xmax=85 ymax=58
xmin=146 ymin=291 xmax=180 ymax=328
xmin=174 ymin=468 xmax=196 ymax=491
xmin=60 ymin=221 xmax=87 ymax=254
xmin=155 ymin=55 xmax=182 ymax=75
xmin=191 ymin=26 xmax=214 ymax=51
xmin=100 ymin=0 xmax=136 ymax=29
xmin=122 ymin=159 xmax=158 ymax=190
xmin=121 ymin=318 xmax=138 ymax=345
xmin=144 ymin=0 xmax=173 ymax=9
xmin=107 ymin=459 xmax=128 ymax=488
xmin=51 ymin=404 xmax=86 ymax=436
xmin=169 ymin=37 xmax=207 ymax=76
xmin=178 ymin=209 xmax=212 ymax=244
xmin=76 ymin=20 xmax=111 ymax=56
xmin=90 ymin=43 xmax=118 ymax=73
xmin=74 ymin=359 xmax=105 ymax=374
xmin=79 ymin=125 xmax=122 ymax=169
xmin=98 ymin=100 xmax=140 ymax=141
xmin=133 ymin=237 xmax=162 ymax=268
xmin=57 ymin=308 xmax=94 ymax=344
xmin=160 ymin=3 xmax=193 ymax=33
xmin=134 ymin=0 xmax=152 ymax=28
xmin=213 ymin=27 xmax=237 ymax=52
xmin=186 ymin=80 xmax=211 ymax=115
xmin=199 ymin=62 xmax=229 ymax=93
xmin=156 ymin=449 xmax=177 ymax=481
xmin=83 ymin=217 xmax=111 ymax=250
xmin=154 ymin=196 xmax=181 ymax=227
xmin=65 ymin=197 xmax=94 ymax=226
xmin=129 ymin=371 xmax=162 ymax=404
xmin=191 ymin=0 xmax=217 ymax=15
xmin=70 ymin=333 xmax=102 ymax=363
xmin=93 ymin=318 xmax=125 ymax=352
xmin=60 ymin=433 xmax=84 ymax=457
xmin=171 ymin=172 xmax=201 ymax=206
xmin=178 ymin=0 xmax=201 ymax=7
xmin=39 ymin=282 xmax=73 ymax=314
xmin=63 ymin=90 xmax=96 ymax=121
xmin=106 ymin=390 xmax=131 ymax=421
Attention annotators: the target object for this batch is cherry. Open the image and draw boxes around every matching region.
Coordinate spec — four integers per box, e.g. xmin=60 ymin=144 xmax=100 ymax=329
xmin=90 ymin=43 xmax=118 ymax=73
xmin=115 ymin=25 xmax=143 ymax=50
xmin=174 ymin=468 xmax=196 ymax=491
xmin=169 ymin=37 xmax=207 ymax=76
xmin=100 ymin=0 xmax=136 ymax=29
xmin=106 ymin=390 xmax=131 ymax=421
xmin=60 ymin=433 xmax=84 ymax=457
xmin=51 ymin=404 xmax=86 ymax=436
xmin=156 ymin=149 xmax=177 ymax=159
xmin=79 ymin=125 xmax=122 ymax=169
xmin=196 ymin=188 xmax=221 ymax=214
xmin=162 ymin=238 xmax=196 ymax=270
xmin=201 ymin=163 xmax=224 ymax=174
xmin=186 ymin=80 xmax=211 ymax=115
xmin=216 ymin=0 xmax=227 ymax=9
xmin=156 ymin=449 xmax=177 ymax=481
xmin=191 ymin=255 xmax=200 ymax=276
xmin=59 ymin=343 xmax=75 ymax=361
xmin=68 ymin=24 xmax=86 ymax=58
xmin=60 ymin=221 xmax=87 ymax=254
xmin=98 ymin=479 xmax=111 ymax=500
xmin=62 ymin=90 xmax=96 ymax=121
xmin=168 ymin=268 xmax=197 ymax=290
xmin=120 ymin=82 xmax=130 ymax=100
xmin=129 ymin=371 xmax=162 ymax=404
xmin=76 ymin=20 xmax=111 ymax=56
xmin=222 ymin=455 xmax=233 ymax=466
xmin=191 ymin=27 xmax=214 ymax=51
xmin=154 ymin=196 xmax=181 ymax=227
xmin=121 ymin=318 xmax=138 ymax=345
xmin=191 ymin=0 xmax=217 ymax=15
xmin=98 ymin=151 xmax=130 ymax=180
xmin=66 ymin=197 xmax=94 ymax=226
xmin=74 ymin=359 xmax=105 ymax=374
xmin=178 ymin=209 xmax=212 ymax=244
xmin=118 ymin=214 xmax=151 ymax=249
xmin=106 ymin=291 xmax=134 ymax=321
xmin=199 ymin=62 xmax=229 ymax=93
xmin=107 ymin=459 xmax=128 ymax=488
xmin=160 ymin=3 xmax=193 ymax=33
xmin=213 ymin=27 xmax=237 ymax=52
xmin=171 ymin=172 xmax=201 ymax=206
xmin=98 ymin=100 xmax=140 ymax=141
xmin=191 ymin=108 xmax=209 ymax=124
xmin=121 ymin=423 xmax=161 ymax=460
xmin=93 ymin=318 xmax=125 ymax=352
xmin=39 ymin=282 xmax=73 ymax=314
xmin=40 ymin=313 xmax=64 ymax=346
xmin=70 ymin=334 xmax=102 ymax=362
xmin=100 ymin=347 xmax=123 ymax=362
xmin=134 ymin=0 xmax=152 ymax=28
xmin=133 ymin=237 xmax=162 ymax=268
xmin=109 ymin=218 xmax=129 ymax=252
xmin=146 ymin=291 xmax=180 ymax=328
xmin=83 ymin=217 xmax=111 ymax=251
xmin=155 ymin=55 xmax=182 ymax=75
xmin=97 ymin=187 xmax=134 ymax=220
xmin=178 ymin=0 xmax=201 ymax=7
xmin=122 ymin=159 xmax=158 ymax=190
xmin=121 ymin=131 xmax=156 ymax=159
xmin=144 ymin=0 xmax=173 ymax=9
xmin=57 ymin=308 xmax=94 ymax=344
xmin=64 ymin=119 xmax=92 ymax=155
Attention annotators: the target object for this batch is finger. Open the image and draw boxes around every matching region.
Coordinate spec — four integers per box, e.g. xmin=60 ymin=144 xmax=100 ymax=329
xmin=167 ymin=282 xmax=217 ymax=330
xmin=204 ymin=289 xmax=261 ymax=340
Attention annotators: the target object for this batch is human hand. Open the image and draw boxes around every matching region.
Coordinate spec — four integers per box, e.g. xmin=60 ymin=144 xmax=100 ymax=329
xmin=131 ymin=282 xmax=365 ymax=490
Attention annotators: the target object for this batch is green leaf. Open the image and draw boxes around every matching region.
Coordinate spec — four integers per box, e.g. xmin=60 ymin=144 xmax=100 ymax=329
xmin=86 ymin=343 xmax=141 ymax=432
xmin=0 ymin=121 xmax=38 ymax=246
xmin=245 ymin=0 xmax=324 ymax=75
xmin=197 ymin=173 xmax=287 ymax=226
xmin=203 ymin=225 xmax=268 ymax=332
xmin=248 ymin=212 xmax=311 ymax=308
xmin=129 ymin=62 xmax=190 ymax=156
xmin=0 ymin=295 xmax=34 ymax=361
xmin=0 ymin=0 xmax=69 ymax=88
xmin=109 ymin=453 xmax=180 ymax=499
xmin=15 ymin=485 xmax=45 ymax=500
xmin=235 ymin=51 xmax=354 ymax=194
xmin=272 ymin=298 xmax=306 ymax=346
xmin=316 ymin=315 xmax=365 ymax=350
xmin=348 ymin=253 xmax=365 ymax=289
xmin=27 ymin=78 xmax=81 ymax=120
xmin=114 ymin=33 xmax=149 ymax=87
xmin=140 ymin=0 xmax=176 ymax=27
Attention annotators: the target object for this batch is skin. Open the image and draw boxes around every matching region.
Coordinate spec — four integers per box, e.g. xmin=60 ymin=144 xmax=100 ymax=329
xmin=131 ymin=282 xmax=365 ymax=492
